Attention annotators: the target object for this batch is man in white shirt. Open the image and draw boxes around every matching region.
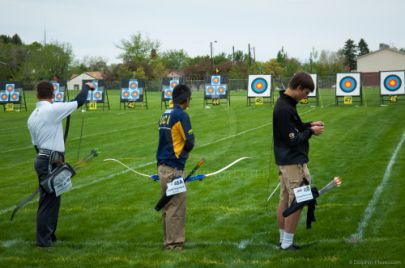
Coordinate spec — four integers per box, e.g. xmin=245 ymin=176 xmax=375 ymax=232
xmin=27 ymin=81 xmax=94 ymax=248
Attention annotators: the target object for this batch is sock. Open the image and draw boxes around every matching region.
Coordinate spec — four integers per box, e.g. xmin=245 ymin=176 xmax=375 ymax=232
xmin=279 ymin=229 xmax=284 ymax=244
xmin=281 ymin=232 xmax=294 ymax=249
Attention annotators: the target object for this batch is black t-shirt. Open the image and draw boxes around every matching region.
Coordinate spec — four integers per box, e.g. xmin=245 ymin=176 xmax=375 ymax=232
xmin=273 ymin=92 xmax=313 ymax=165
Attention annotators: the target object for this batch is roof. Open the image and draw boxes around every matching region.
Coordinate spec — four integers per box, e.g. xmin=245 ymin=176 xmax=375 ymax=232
xmin=357 ymin=48 xmax=405 ymax=60
xmin=86 ymin=71 xmax=104 ymax=80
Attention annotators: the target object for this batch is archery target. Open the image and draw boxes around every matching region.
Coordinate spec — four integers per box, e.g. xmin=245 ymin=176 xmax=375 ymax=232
xmin=0 ymin=92 xmax=8 ymax=102
xmin=248 ymin=75 xmax=271 ymax=97
xmin=164 ymin=88 xmax=173 ymax=99
xmin=170 ymin=79 xmax=179 ymax=90
xmin=53 ymin=82 xmax=60 ymax=91
xmin=94 ymin=91 xmax=102 ymax=101
xmin=86 ymin=91 xmax=93 ymax=101
xmin=380 ymin=71 xmax=405 ymax=95
xmin=205 ymin=85 xmax=215 ymax=96
xmin=336 ymin=73 xmax=361 ymax=96
xmin=55 ymin=92 xmax=64 ymax=101
xmin=131 ymin=89 xmax=140 ymax=100
xmin=129 ymin=79 xmax=138 ymax=90
xmin=211 ymin=75 xmax=221 ymax=86
xmin=308 ymin=74 xmax=317 ymax=97
xmin=10 ymin=92 xmax=19 ymax=102
xmin=6 ymin=84 xmax=14 ymax=93
xmin=122 ymin=90 xmax=130 ymax=99
xmin=217 ymin=85 xmax=227 ymax=96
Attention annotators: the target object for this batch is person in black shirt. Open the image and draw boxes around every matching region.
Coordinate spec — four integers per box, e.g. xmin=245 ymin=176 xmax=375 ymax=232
xmin=273 ymin=72 xmax=324 ymax=250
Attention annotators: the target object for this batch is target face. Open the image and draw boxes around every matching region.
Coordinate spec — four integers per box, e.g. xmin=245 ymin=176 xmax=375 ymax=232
xmin=10 ymin=92 xmax=19 ymax=102
xmin=170 ymin=79 xmax=179 ymax=90
xmin=6 ymin=84 xmax=14 ymax=92
xmin=336 ymin=73 xmax=361 ymax=96
xmin=131 ymin=89 xmax=140 ymax=100
xmin=56 ymin=93 xmax=63 ymax=100
xmin=211 ymin=75 xmax=221 ymax=85
xmin=52 ymin=83 xmax=60 ymax=91
xmin=218 ymin=85 xmax=227 ymax=95
xmin=206 ymin=85 xmax=215 ymax=95
xmin=94 ymin=92 xmax=102 ymax=100
xmin=0 ymin=93 xmax=8 ymax=102
xmin=308 ymin=74 xmax=317 ymax=97
xmin=129 ymin=80 xmax=138 ymax=90
xmin=248 ymin=75 xmax=271 ymax=97
xmin=380 ymin=71 xmax=405 ymax=95
xmin=122 ymin=90 xmax=130 ymax=98
xmin=164 ymin=89 xmax=173 ymax=99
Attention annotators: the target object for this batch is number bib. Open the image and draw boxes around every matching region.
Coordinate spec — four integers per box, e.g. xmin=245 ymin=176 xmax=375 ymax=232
xmin=166 ymin=177 xmax=187 ymax=196
xmin=293 ymin=185 xmax=314 ymax=203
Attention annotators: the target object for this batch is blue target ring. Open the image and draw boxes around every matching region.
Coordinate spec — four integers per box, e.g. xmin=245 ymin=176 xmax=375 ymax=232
xmin=340 ymin=76 xmax=357 ymax=93
xmin=251 ymin=78 xmax=268 ymax=94
xmin=384 ymin=75 xmax=401 ymax=91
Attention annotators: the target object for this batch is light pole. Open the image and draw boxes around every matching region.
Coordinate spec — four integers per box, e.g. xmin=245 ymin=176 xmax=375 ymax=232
xmin=210 ymin=40 xmax=217 ymax=74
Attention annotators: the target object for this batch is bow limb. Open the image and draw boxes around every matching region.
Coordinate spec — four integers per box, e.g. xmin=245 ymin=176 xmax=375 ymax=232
xmin=205 ymin=157 xmax=251 ymax=177
xmin=104 ymin=158 xmax=152 ymax=179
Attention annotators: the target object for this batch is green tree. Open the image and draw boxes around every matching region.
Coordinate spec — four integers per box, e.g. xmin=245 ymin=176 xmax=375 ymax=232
xmin=342 ymin=39 xmax=357 ymax=71
xmin=263 ymin=59 xmax=283 ymax=79
xmin=117 ymin=32 xmax=160 ymax=71
xmin=134 ymin=67 xmax=147 ymax=79
xmin=357 ymin=38 xmax=370 ymax=56
xmin=161 ymin=49 xmax=189 ymax=70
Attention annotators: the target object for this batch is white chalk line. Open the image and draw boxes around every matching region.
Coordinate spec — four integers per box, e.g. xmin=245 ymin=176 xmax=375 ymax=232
xmin=351 ymin=131 xmax=405 ymax=241
xmin=1 ymin=108 xmax=317 ymax=215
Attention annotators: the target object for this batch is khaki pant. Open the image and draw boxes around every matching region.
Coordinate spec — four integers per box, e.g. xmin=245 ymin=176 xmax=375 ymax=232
xmin=158 ymin=164 xmax=186 ymax=249
xmin=279 ymin=164 xmax=311 ymax=206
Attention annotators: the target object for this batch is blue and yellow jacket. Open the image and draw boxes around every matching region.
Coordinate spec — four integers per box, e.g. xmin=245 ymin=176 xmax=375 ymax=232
xmin=157 ymin=104 xmax=195 ymax=170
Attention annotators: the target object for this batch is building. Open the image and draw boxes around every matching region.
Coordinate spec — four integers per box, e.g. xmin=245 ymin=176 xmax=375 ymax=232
xmin=357 ymin=48 xmax=405 ymax=86
xmin=67 ymin=71 xmax=104 ymax=90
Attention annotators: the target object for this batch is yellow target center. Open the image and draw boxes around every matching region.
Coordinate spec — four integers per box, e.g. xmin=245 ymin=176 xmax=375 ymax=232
xmin=389 ymin=80 xmax=396 ymax=86
xmin=167 ymin=91 xmax=172 ymax=96
xmin=208 ymin=88 xmax=213 ymax=93
xmin=2 ymin=95 xmax=7 ymax=99
xmin=131 ymin=83 xmax=135 ymax=89
xmin=171 ymin=83 xmax=177 ymax=88
xmin=345 ymin=81 xmax=352 ymax=88
xmin=7 ymin=86 xmax=12 ymax=91
xmin=257 ymin=83 xmax=263 ymax=89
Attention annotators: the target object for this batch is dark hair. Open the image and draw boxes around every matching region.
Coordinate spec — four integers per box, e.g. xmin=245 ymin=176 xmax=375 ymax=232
xmin=288 ymin=72 xmax=315 ymax=92
xmin=37 ymin=81 xmax=54 ymax=99
xmin=172 ymin=84 xmax=191 ymax=104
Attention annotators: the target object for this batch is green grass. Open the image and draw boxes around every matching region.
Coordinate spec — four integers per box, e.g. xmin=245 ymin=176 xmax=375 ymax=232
xmin=1 ymin=88 xmax=405 ymax=267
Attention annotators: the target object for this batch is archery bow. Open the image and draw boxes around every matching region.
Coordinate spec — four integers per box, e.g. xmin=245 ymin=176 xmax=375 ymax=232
xmin=104 ymin=157 xmax=251 ymax=182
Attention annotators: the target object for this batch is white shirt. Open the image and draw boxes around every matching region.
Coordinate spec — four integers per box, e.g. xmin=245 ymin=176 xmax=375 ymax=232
xmin=27 ymin=100 xmax=78 ymax=152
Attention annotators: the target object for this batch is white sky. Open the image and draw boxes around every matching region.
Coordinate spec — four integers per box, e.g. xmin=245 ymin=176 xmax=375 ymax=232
xmin=1 ymin=0 xmax=404 ymax=64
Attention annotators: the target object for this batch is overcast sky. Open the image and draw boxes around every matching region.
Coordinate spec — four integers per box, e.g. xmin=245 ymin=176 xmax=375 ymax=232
xmin=1 ymin=0 xmax=404 ymax=64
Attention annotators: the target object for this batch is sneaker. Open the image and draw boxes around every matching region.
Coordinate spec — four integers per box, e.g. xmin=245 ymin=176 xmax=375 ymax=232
xmin=280 ymin=244 xmax=300 ymax=251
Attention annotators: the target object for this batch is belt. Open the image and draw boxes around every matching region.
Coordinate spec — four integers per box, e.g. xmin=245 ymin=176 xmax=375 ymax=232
xmin=38 ymin=149 xmax=63 ymax=156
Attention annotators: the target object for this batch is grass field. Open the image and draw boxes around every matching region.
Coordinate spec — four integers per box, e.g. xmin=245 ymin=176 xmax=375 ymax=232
xmin=1 ymin=88 xmax=404 ymax=267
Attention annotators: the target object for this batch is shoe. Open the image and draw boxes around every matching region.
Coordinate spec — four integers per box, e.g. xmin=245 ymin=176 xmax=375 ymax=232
xmin=280 ymin=244 xmax=300 ymax=251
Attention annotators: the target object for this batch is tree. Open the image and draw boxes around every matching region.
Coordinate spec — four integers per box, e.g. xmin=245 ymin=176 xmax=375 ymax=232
xmin=117 ymin=32 xmax=160 ymax=71
xmin=276 ymin=46 xmax=287 ymax=66
xmin=161 ymin=49 xmax=189 ymax=70
xmin=342 ymin=39 xmax=357 ymax=71
xmin=357 ymin=38 xmax=370 ymax=56
xmin=11 ymin=34 xmax=23 ymax=46
xmin=263 ymin=59 xmax=283 ymax=79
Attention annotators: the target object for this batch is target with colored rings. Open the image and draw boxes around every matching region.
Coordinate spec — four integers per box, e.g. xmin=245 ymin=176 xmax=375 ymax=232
xmin=384 ymin=75 xmax=402 ymax=91
xmin=11 ymin=93 xmax=19 ymax=101
xmin=164 ymin=89 xmax=173 ymax=99
xmin=211 ymin=76 xmax=221 ymax=85
xmin=129 ymin=80 xmax=138 ymax=90
xmin=6 ymin=84 xmax=14 ymax=92
xmin=1 ymin=93 xmax=8 ymax=101
xmin=251 ymin=78 xmax=268 ymax=94
xmin=94 ymin=92 xmax=102 ymax=99
xmin=53 ymin=83 xmax=59 ymax=91
xmin=339 ymin=76 xmax=357 ymax=93
xmin=170 ymin=81 xmax=178 ymax=89
xmin=123 ymin=91 xmax=129 ymax=98
xmin=56 ymin=93 xmax=63 ymax=100
xmin=218 ymin=86 xmax=226 ymax=95
xmin=207 ymin=86 xmax=214 ymax=94
xmin=132 ymin=91 xmax=138 ymax=98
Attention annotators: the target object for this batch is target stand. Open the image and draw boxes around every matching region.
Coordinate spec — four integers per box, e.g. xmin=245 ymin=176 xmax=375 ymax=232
xmin=247 ymin=75 xmax=273 ymax=106
xmin=83 ymin=80 xmax=111 ymax=111
xmin=161 ymin=77 xmax=183 ymax=109
xmin=204 ymin=75 xmax=230 ymax=107
xmin=380 ymin=71 xmax=405 ymax=105
xmin=0 ymin=81 xmax=27 ymax=112
xmin=299 ymin=74 xmax=320 ymax=107
xmin=120 ymin=79 xmax=148 ymax=110
xmin=51 ymin=80 xmax=69 ymax=103
xmin=335 ymin=73 xmax=363 ymax=106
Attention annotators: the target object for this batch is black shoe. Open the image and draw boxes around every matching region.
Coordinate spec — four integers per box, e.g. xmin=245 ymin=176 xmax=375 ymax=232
xmin=280 ymin=244 xmax=300 ymax=251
